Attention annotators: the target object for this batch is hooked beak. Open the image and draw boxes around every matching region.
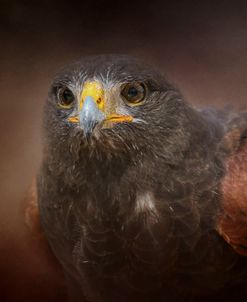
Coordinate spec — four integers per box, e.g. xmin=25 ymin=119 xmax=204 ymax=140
xmin=67 ymin=81 xmax=133 ymax=136
xmin=79 ymin=95 xmax=105 ymax=136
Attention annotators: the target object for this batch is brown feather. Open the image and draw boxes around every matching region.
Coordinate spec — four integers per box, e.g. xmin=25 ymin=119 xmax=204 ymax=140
xmin=23 ymin=178 xmax=43 ymax=237
xmin=217 ymin=135 xmax=247 ymax=256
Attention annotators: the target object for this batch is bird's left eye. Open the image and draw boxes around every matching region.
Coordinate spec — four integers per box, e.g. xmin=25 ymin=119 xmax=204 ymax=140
xmin=121 ymin=82 xmax=146 ymax=105
xmin=57 ymin=88 xmax=75 ymax=109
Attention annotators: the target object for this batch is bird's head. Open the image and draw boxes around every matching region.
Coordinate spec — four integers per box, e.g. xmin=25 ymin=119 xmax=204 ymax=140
xmin=44 ymin=55 xmax=202 ymax=166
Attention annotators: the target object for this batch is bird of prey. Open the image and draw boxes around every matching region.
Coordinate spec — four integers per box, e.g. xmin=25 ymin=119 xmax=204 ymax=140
xmin=29 ymin=55 xmax=247 ymax=302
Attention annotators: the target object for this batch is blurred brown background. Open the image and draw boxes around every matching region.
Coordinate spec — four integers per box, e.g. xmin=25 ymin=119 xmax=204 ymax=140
xmin=0 ymin=0 xmax=247 ymax=301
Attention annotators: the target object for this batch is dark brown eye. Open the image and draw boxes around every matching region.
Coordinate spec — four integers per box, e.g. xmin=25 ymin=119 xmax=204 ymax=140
xmin=121 ymin=82 xmax=146 ymax=105
xmin=58 ymin=88 xmax=75 ymax=108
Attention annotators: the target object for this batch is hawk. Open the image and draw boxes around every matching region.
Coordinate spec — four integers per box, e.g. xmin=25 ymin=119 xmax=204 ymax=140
xmin=26 ymin=55 xmax=247 ymax=301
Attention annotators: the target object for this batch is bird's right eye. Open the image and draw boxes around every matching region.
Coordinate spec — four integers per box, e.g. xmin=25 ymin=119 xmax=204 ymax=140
xmin=57 ymin=88 xmax=75 ymax=109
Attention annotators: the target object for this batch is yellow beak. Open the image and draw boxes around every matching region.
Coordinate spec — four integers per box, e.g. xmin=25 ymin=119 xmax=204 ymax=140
xmin=67 ymin=81 xmax=133 ymax=133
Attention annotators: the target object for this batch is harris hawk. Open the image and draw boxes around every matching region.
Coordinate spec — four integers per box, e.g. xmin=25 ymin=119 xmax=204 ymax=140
xmin=24 ymin=55 xmax=247 ymax=302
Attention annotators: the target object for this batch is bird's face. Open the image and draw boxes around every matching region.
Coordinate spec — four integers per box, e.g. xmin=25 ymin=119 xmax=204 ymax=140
xmin=47 ymin=56 xmax=171 ymax=138
xmin=57 ymin=79 xmax=147 ymax=136
xmin=44 ymin=55 xmax=189 ymax=162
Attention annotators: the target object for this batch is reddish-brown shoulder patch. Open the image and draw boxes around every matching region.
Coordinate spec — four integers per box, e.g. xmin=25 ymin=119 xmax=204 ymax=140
xmin=217 ymin=139 xmax=247 ymax=256
xmin=22 ymin=178 xmax=43 ymax=237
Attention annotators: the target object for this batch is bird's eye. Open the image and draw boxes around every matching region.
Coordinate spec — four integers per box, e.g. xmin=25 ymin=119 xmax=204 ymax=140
xmin=121 ymin=82 xmax=146 ymax=105
xmin=57 ymin=88 xmax=75 ymax=109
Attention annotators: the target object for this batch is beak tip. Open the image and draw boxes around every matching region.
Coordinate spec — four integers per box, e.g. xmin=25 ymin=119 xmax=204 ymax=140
xmin=79 ymin=96 xmax=105 ymax=135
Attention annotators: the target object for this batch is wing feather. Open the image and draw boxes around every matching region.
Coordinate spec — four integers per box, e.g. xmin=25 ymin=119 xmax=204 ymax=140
xmin=217 ymin=132 xmax=247 ymax=256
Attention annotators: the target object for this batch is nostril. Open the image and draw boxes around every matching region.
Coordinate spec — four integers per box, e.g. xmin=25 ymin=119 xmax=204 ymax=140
xmin=97 ymin=98 xmax=102 ymax=104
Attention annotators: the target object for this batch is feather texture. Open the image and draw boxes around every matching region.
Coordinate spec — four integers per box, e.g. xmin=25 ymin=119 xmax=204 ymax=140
xmin=36 ymin=55 xmax=247 ymax=301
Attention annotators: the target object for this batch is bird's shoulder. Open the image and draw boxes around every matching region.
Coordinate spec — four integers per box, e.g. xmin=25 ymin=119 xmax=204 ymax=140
xmin=216 ymin=113 xmax=247 ymax=256
xmin=23 ymin=178 xmax=43 ymax=236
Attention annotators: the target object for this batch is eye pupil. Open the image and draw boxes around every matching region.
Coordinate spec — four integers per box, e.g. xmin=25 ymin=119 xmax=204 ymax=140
xmin=58 ymin=88 xmax=75 ymax=108
xmin=128 ymin=87 xmax=138 ymax=98
xmin=62 ymin=89 xmax=74 ymax=104
xmin=121 ymin=82 xmax=146 ymax=105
